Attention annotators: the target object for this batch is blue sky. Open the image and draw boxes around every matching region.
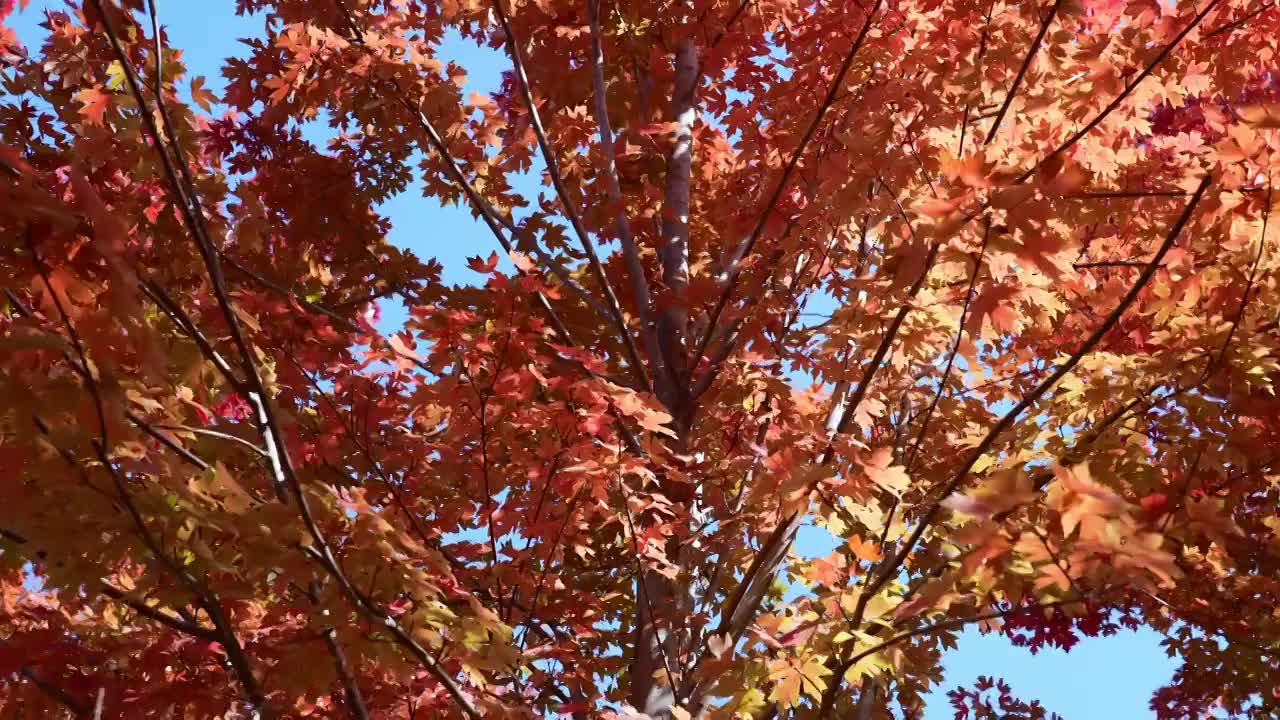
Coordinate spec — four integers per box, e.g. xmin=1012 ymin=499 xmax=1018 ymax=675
xmin=5 ymin=3 xmax=1181 ymax=717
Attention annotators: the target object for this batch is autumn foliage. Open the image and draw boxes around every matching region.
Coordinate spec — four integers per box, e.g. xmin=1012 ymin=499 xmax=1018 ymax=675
xmin=2 ymin=0 xmax=1280 ymax=717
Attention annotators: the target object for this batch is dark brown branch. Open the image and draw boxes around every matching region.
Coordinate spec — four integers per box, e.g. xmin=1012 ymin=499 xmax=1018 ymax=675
xmin=3 ymin=530 xmax=224 ymax=650
xmin=297 ymin=543 xmax=480 ymax=719
xmin=125 ymin=412 xmax=212 ymax=471
xmin=710 ymin=0 xmax=756 ymax=47
xmin=983 ymin=0 xmax=1063 ymax=145
xmin=904 ymin=224 xmax=991 ymax=470
xmin=1073 ymin=259 xmax=1154 ymax=269
xmin=97 ymin=6 xmax=487 ymax=715
xmin=6 ymin=283 xmax=216 ymax=473
xmin=212 ymin=256 xmax=444 ymax=378
xmin=93 ymin=0 xmax=294 ymax=502
xmin=323 ymin=628 xmax=371 ymax=720
xmin=339 ymin=15 xmax=580 ymax=353
xmin=953 ymin=366 xmax=1044 ymax=397
xmin=100 ymin=585 xmax=219 ymax=641
xmin=1203 ymin=0 xmax=1274 ymax=36
xmin=957 ymin=0 xmax=999 ymax=157
xmin=686 ymin=276 xmax=930 ymax=703
xmin=1066 ymin=190 xmax=1191 ymax=198
xmin=2 ymin=643 xmax=92 ymax=718
xmin=335 ymin=1 xmax=651 ymax=462
xmin=1207 ymin=183 xmax=1271 ymax=374
xmin=824 ymin=600 xmax=1075 ymax=711
xmin=99 ymin=441 xmax=270 ymax=711
xmin=151 ymin=212 xmax=477 ymax=716
xmin=829 ymin=183 xmax=937 ymax=441
xmin=329 ymin=281 xmax=414 ymax=310
xmin=138 ymin=279 xmax=245 ymax=389
xmin=22 ymin=667 xmax=89 ymax=717
xmin=617 ymin=475 xmax=683 ymax=707
xmin=30 ymin=232 xmax=269 ymax=712
xmin=512 ymin=493 xmax=582 ymax=656
xmin=1018 ymin=0 xmax=1222 ymax=182
xmin=739 ymin=177 xmax=1208 ymax=718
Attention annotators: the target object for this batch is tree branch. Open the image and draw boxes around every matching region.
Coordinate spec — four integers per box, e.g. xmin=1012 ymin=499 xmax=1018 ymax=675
xmin=28 ymin=231 xmax=269 ymax=713
xmin=493 ymin=0 xmax=653 ymax=394
xmin=1203 ymin=0 xmax=1274 ymax=36
xmin=1017 ymin=0 xmax=1222 ymax=182
xmin=324 ymin=628 xmax=371 ymax=720
xmin=904 ymin=224 xmax=991 ymax=470
xmin=983 ymin=0 xmax=1063 ymax=145
xmin=689 ymin=0 xmax=882 ymax=382
xmin=94 ymin=5 xmax=480 ymax=714
xmin=100 ymin=584 xmax=220 ymax=641
xmin=587 ymin=0 xmax=671 ymax=401
xmin=95 ymin=0 xmax=294 ymax=502
xmin=148 ymin=423 xmax=270 ymax=460
xmin=1207 ymin=183 xmax=1271 ymax=374
xmin=816 ymin=600 xmax=1075 ymax=715
xmin=0 ymin=638 xmax=92 ymax=719
xmin=863 ymin=175 xmax=1210 ymax=603
xmin=655 ymin=34 xmax=701 ymax=401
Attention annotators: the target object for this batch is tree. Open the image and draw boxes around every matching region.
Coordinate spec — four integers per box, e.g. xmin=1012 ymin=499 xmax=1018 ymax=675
xmin=1 ymin=0 xmax=1279 ymax=716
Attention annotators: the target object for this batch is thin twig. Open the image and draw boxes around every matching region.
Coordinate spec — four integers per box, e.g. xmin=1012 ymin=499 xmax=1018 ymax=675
xmin=904 ymin=223 xmax=991 ymax=470
xmin=689 ymin=0 xmax=883 ymax=383
xmin=493 ymin=0 xmax=652 ymax=393
xmin=94 ymin=5 xmax=480 ymax=714
xmin=864 ymin=175 xmax=1211 ymax=602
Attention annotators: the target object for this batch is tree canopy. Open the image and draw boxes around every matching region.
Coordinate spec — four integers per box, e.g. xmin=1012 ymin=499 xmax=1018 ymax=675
xmin=2 ymin=0 xmax=1279 ymax=717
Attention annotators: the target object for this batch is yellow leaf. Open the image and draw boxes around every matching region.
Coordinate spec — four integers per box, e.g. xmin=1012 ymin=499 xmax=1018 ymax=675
xmin=732 ymin=688 xmax=767 ymax=718
xmin=767 ymin=659 xmax=803 ymax=708
xmin=768 ymin=655 xmax=831 ymax=707
xmin=860 ymin=448 xmax=909 ymax=496
xmin=942 ymin=469 xmax=1034 ymax=519
xmin=971 ymin=453 xmax=995 ymax=474
xmin=799 ymin=655 xmax=832 ymax=701
xmin=102 ymin=603 xmax=120 ymax=630
xmin=233 ymin=305 xmax=262 ymax=333
xmin=105 ymin=61 xmax=127 ymax=90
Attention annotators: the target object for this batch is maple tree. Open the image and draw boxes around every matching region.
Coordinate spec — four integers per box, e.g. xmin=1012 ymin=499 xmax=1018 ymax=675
xmin=2 ymin=0 xmax=1280 ymax=716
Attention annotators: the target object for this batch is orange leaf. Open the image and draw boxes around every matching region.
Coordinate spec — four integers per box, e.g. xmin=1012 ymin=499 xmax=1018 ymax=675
xmin=76 ymin=87 xmax=111 ymax=126
xmin=190 ymin=76 xmax=218 ymax=112
xmin=847 ymin=535 xmax=883 ymax=562
xmin=1238 ymin=104 xmax=1280 ymax=128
